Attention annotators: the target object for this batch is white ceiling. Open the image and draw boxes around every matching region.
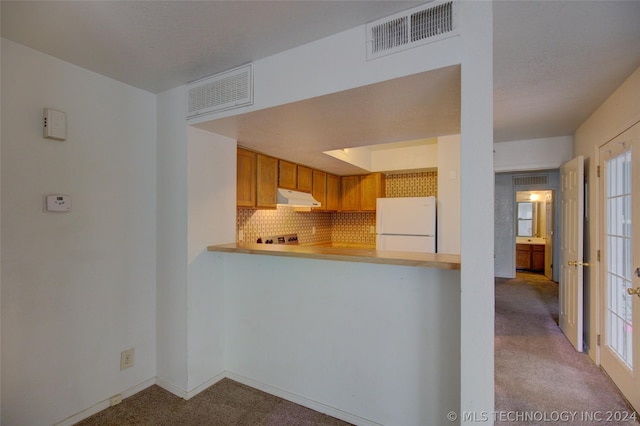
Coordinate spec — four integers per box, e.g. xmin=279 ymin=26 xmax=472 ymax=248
xmin=3 ymin=1 xmax=640 ymax=174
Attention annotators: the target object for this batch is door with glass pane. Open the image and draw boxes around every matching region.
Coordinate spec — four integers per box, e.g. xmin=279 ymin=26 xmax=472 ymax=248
xmin=600 ymin=122 xmax=640 ymax=411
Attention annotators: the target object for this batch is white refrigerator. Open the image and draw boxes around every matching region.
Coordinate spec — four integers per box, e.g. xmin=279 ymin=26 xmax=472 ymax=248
xmin=376 ymin=196 xmax=436 ymax=253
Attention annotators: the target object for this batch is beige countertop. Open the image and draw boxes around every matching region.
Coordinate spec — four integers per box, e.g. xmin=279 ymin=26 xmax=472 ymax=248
xmin=207 ymin=243 xmax=460 ymax=270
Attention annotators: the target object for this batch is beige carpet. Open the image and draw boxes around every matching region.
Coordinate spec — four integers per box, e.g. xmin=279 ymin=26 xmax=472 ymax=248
xmin=495 ymin=272 xmax=638 ymax=425
xmin=76 ymin=379 xmax=351 ymax=425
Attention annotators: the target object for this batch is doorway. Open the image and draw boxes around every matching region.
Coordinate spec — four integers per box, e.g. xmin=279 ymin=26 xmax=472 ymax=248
xmin=515 ymin=190 xmax=554 ymax=279
xmin=597 ymin=121 xmax=640 ymax=412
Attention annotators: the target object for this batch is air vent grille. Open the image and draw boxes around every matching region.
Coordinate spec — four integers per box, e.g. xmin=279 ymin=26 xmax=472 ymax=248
xmin=367 ymin=1 xmax=458 ymax=60
xmin=187 ymin=64 xmax=253 ymax=118
xmin=513 ymin=175 xmax=549 ymax=186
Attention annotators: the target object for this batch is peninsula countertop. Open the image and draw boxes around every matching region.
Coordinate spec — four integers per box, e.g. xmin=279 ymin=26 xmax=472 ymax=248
xmin=207 ymin=243 xmax=460 ymax=270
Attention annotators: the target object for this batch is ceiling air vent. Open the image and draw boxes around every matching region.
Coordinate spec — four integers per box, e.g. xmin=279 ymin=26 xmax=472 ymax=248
xmin=367 ymin=1 xmax=458 ymax=60
xmin=187 ymin=64 xmax=253 ymax=118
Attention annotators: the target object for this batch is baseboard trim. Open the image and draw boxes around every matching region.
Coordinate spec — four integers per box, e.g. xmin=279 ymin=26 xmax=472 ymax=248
xmin=155 ymin=372 xmax=226 ymax=400
xmin=225 ymin=372 xmax=381 ymax=426
xmin=54 ymin=372 xmax=377 ymax=426
xmin=53 ymin=377 xmax=156 ymax=426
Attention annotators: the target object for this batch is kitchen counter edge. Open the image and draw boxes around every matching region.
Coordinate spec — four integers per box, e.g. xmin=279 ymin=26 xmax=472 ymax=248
xmin=207 ymin=243 xmax=460 ymax=270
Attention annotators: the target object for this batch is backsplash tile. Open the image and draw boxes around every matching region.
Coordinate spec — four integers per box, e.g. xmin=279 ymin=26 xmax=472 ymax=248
xmin=331 ymin=212 xmax=376 ymax=245
xmin=237 ymin=207 xmax=332 ymax=245
xmin=237 ymin=171 xmax=438 ymax=245
xmin=385 ymin=171 xmax=437 ymax=197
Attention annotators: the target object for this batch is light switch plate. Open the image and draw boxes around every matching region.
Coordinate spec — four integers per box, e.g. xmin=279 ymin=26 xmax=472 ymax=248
xmin=45 ymin=194 xmax=71 ymax=212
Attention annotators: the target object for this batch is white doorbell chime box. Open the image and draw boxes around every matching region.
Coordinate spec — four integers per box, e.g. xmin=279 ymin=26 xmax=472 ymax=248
xmin=43 ymin=108 xmax=67 ymax=141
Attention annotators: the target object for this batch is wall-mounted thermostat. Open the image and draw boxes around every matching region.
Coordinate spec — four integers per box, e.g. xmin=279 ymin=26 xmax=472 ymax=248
xmin=45 ymin=195 xmax=72 ymax=212
xmin=43 ymin=108 xmax=67 ymax=141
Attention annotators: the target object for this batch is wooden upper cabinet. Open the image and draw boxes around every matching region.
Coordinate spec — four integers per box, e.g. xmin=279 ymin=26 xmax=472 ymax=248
xmin=257 ymin=154 xmax=278 ymax=208
xmin=297 ymin=166 xmax=313 ymax=193
xmin=279 ymin=160 xmax=297 ymax=190
xmin=237 ymin=148 xmax=256 ymax=207
xmin=360 ymin=173 xmax=385 ymax=211
xmin=326 ymin=174 xmax=340 ymax=211
xmin=341 ymin=176 xmax=361 ymax=211
xmin=312 ymin=170 xmax=327 ymax=210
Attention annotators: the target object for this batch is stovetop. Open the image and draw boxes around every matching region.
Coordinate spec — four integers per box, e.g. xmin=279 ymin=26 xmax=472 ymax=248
xmin=256 ymin=233 xmax=299 ymax=245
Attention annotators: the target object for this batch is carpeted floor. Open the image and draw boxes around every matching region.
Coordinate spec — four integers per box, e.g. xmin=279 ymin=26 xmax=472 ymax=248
xmin=76 ymin=379 xmax=351 ymax=426
xmin=495 ymin=272 xmax=638 ymax=425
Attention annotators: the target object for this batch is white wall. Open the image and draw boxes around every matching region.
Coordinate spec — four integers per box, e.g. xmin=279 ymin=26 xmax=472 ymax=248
xmin=156 ymin=86 xmax=189 ymax=393
xmin=437 ymin=135 xmax=461 ymax=254
xmin=186 ymin=127 xmax=235 ymax=393
xmin=494 ymin=136 xmax=573 ymax=172
xmin=224 ymin=254 xmax=460 ymax=426
xmin=574 ymin=65 xmax=640 ymax=360
xmin=371 ymin=144 xmax=438 ymax=172
xmin=190 ymin=3 xmax=495 ymax=418
xmin=1 ymin=39 xmax=157 ymax=425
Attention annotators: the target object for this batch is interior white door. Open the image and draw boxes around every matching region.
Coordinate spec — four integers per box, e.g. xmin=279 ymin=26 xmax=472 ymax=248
xmin=599 ymin=122 xmax=640 ymax=412
xmin=559 ymin=155 xmax=584 ymax=352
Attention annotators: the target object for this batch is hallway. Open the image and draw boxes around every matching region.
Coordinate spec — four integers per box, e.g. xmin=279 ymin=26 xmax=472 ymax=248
xmin=495 ymin=273 xmax=637 ymax=425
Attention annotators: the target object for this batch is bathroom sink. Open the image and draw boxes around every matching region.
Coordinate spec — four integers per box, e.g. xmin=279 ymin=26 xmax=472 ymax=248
xmin=516 ymin=237 xmax=546 ymax=244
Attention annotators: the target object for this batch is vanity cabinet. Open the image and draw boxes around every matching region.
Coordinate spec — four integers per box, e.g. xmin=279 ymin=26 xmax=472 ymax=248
xmin=237 ymin=148 xmax=257 ymax=207
xmin=516 ymin=244 xmax=545 ymax=271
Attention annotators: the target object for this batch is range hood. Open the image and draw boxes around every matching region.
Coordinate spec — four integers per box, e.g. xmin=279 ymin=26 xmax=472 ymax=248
xmin=277 ymin=188 xmax=321 ymax=208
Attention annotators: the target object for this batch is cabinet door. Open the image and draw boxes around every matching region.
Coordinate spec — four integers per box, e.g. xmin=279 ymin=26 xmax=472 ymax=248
xmin=237 ymin=148 xmax=256 ymax=207
xmin=326 ymin=174 xmax=340 ymax=211
xmin=312 ymin=170 xmax=327 ymax=210
xmin=341 ymin=176 xmax=360 ymax=211
xmin=279 ymin=160 xmax=297 ymax=190
xmin=515 ymin=244 xmax=531 ymax=269
xmin=297 ymin=166 xmax=313 ymax=193
xmin=257 ymin=154 xmax=278 ymax=208
xmin=532 ymin=245 xmax=545 ymax=270
xmin=360 ymin=173 xmax=385 ymax=211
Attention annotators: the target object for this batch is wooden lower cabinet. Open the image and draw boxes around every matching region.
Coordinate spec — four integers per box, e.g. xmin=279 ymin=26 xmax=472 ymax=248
xmin=516 ymin=244 xmax=545 ymax=271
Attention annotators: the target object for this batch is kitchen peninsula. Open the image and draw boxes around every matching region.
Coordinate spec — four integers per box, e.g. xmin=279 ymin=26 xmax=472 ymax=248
xmin=208 ymin=242 xmax=460 ymax=269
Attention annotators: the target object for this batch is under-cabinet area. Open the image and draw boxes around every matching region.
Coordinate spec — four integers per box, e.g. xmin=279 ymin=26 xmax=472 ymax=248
xmin=236 ymin=147 xmax=438 ymax=247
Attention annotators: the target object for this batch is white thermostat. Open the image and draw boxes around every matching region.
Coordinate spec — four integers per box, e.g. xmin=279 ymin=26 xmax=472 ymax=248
xmin=45 ymin=195 xmax=72 ymax=212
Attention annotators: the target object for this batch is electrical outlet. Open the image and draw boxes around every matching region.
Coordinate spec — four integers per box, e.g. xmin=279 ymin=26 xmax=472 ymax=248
xmin=110 ymin=394 xmax=122 ymax=406
xmin=238 ymin=230 xmax=244 ymax=242
xmin=370 ymin=226 xmax=376 ymax=234
xmin=312 ymin=226 xmax=316 ymax=235
xmin=120 ymin=348 xmax=134 ymax=370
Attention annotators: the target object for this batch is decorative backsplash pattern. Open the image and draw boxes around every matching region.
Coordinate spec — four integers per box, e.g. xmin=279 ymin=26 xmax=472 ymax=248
xmin=237 ymin=207 xmax=332 ymax=245
xmin=331 ymin=212 xmax=376 ymax=245
xmin=237 ymin=171 xmax=438 ymax=245
xmin=385 ymin=171 xmax=437 ymax=197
